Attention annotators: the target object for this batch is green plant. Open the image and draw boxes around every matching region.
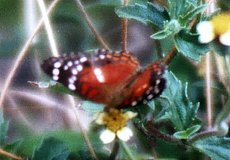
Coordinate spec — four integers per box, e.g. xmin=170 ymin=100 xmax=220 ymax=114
xmin=0 ymin=0 xmax=230 ymax=159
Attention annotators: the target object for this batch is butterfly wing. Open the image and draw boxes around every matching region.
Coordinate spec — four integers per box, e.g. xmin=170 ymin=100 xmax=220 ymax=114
xmin=41 ymin=49 xmax=141 ymax=105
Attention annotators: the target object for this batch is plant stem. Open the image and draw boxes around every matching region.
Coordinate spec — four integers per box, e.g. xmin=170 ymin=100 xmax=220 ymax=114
xmin=146 ymin=121 xmax=181 ymax=144
xmin=223 ymin=55 xmax=230 ymax=89
xmin=37 ymin=0 xmax=59 ymax=57
xmin=75 ymin=0 xmax=110 ymax=51
xmin=214 ymin=56 xmax=230 ymax=129
xmin=187 ymin=130 xmax=218 ymax=144
xmin=109 ymin=140 xmax=120 ymax=160
xmin=120 ymin=141 xmax=135 ymax=160
xmin=205 ymin=52 xmax=213 ymax=129
xmin=68 ymin=96 xmax=98 ymax=160
xmin=0 ymin=149 xmax=23 ymax=160
xmin=163 ymin=46 xmax=177 ymax=65
xmin=121 ymin=0 xmax=129 ymax=52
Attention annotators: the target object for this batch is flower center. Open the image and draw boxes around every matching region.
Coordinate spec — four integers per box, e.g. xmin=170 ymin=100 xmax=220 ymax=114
xmin=103 ymin=110 xmax=127 ymax=132
xmin=211 ymin=12 xmax=230 ymax=35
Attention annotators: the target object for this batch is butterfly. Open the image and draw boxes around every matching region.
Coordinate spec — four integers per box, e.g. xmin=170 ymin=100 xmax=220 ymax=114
xmin=41 ymin=49 xmax=166 ymax=110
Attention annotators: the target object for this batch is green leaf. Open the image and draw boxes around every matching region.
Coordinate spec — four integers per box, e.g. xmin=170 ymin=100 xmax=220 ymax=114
xmin=162 ymin=72 xmax=199 ymax=131
xmin=168 ymin=0 xmax=190 ymax=19
xmin=81 ymin=101 xmax=104 ymax=113
xmin=32 ymin=137 xmax=70 ymax=160
xmin=178 ymin=5 xmax=208 ymax=27
xmin=211 ymin=40 xmax=230 ymax=56
xmin=146 ymin=2 xmax=170 ymax=28
xmin=29 ymin=81 xmax=78 ymax=97
xmin=116 ymin=2 xmax=170 ymax=29
xmin=173 ymin=125 xmax=201 ymax=139
xmin=192 ymin=136 xmax=230 ymax=160
xmin=151 ymin=28 xmax=173 ymax=39
xmin=151 ymin=20 xmax=180 ymax=39
xmin=174 ymin=29 xmax=210 ymax=61
xmin=17 ymin=130 xmax=91 ymax=157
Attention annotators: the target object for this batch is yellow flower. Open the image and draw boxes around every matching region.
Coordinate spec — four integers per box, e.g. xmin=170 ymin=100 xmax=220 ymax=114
xmin=95 ymin=109 xmax=138 ymax=144
xmin=197 ymin=12 xmax=230 ymax=46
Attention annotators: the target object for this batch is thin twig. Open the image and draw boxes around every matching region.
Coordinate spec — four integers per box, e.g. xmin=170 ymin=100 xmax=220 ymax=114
xmin=37 ymin=0 xmax=59 ymax=57
xmin=187 ymin=130 xmax=218 ymax=144
xmin=121 ymin=0 xmax=129 ymax=52
xmin=206 ymin=52 xmax=213 ymax=129
xmin=0 ymin=0 xmax=60 ymax=111
xmin=122 ymin=19 xmax=128 ymax=52
xmin=75 ymin=0 xmax=110 ymax=51
xmin=163 ymin=46 xmax=177 ymax=65
xmin=146 ymin=121 xmax=181 ymax=144
xmin=205 ymin=0 xmax=215 ymax=130
xmin=0 ymin=149 xmax=23 ymax=160
xmin=109 ymin=140 xmax=120 ymax=160
xmin=68 ymin=96 xmax=98 ymax=160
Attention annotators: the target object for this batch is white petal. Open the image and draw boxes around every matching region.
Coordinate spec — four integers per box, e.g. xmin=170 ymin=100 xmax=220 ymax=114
xmin=94 ymin=112 xmax=107 ymax=125
xmin=125 ymin=111 xmax=138 ymax=120
xmin=100 ymin=129 xmax=116 ymax=144
xmin=219 ymin=30 xmax=230 ymax=46
xmin=197 ymin=21 xmax=215 ymax=43
xmin=117 ymin=127 xmax=133 ymax=142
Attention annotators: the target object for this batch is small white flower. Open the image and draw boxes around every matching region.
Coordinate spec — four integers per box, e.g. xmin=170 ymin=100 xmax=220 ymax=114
xmin=197 ymin=12 xmax=230 ymax=46
xmin=95 ymin=109 xmax=138 ymax=144
xmin=100 ymin=129 xmax=116 ymax=144
xmin=197 ymin=21 xmax=215 ymax=44
xmin=219 ymin=30 xmax=230 ymax=46
xmin=117 ymin=127 xmax=133 ymax=142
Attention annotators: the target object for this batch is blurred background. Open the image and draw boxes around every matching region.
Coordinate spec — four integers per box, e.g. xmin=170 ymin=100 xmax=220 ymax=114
xmin=0 ymin=0 xmax=207 ymax=146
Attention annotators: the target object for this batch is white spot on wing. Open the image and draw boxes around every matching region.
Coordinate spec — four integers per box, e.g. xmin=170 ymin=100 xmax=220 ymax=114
xmin=156 ymin=79 xmax=161 ymax=85
xmin=53 ymin=61 xmax=61 ymax=68
xmin=52 ymin=68 xmax=60 ymax=76
xmin=77 ymin=65 xmax=83 ymax=71
xmin=68 ymin=84 xmax=76 ymax=90
xmin=71 ymin=68 xmax=78 ymax=75
xmin=53 ymin=75 xmax=59 ymax=81
xmin=80 ymin=57 xmax=87 ymax=63
xmin=99 ymin=54 xmax=105 ymax=59
xmin=67 ymin=61 xmax=73 ymax=67
xmin=94 ymin=68 xmax=105 ymax=83
xmin=131 ymin=101 xmax=137 ymax=106
xmin=147 ymin=94 xmax=153 ymax=100
xmin=64 ymin=65 xmax=68 ymax=70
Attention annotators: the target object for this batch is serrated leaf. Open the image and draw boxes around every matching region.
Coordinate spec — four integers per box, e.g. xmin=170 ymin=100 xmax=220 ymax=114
xmin=151 ymin=20 xmax=180 ymax=39
xmin=168 ymin=0 xmax=190 ymax=19
xmin=151 ymin=29 xmax=173 ymax=39
xmin=116 ymin=2 xmax=170 ymax=29
xmin=174 ymin=29 xmax=210 ymax=61
xmin=32 ymin=137 xmax=70 ymax=160
xmin=178 ymin=4 xmax=208 ymax=26
xmin=162 ymin=72 xmax=199 ymax=131
xmin=146 ymin=2 xmax=170 ymax=28
xmin=29 ymin=81 xmax=78 ymax=97
xmin=192 ymin=136 xmax=230 ymax=160
xmin=173 ymin=125 xmax=201 ymax=139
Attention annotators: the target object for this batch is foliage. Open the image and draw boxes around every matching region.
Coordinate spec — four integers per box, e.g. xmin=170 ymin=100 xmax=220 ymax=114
xmin=1 ymin=0 xmax=230 ymax=160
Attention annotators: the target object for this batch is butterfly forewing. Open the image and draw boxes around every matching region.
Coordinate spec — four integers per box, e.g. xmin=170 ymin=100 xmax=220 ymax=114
xmin=41 ymin=49 xmax=142 ymax=105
